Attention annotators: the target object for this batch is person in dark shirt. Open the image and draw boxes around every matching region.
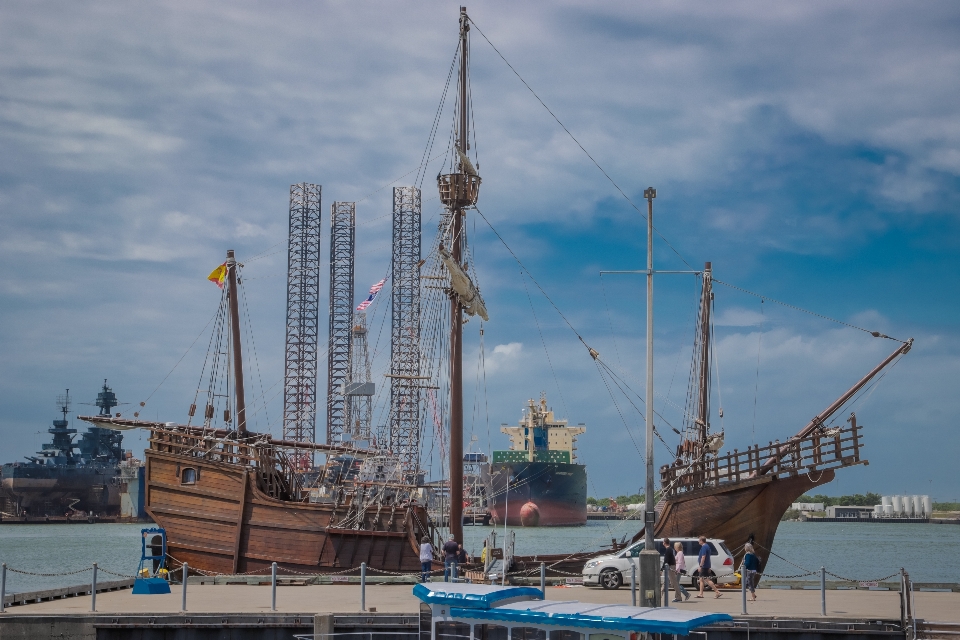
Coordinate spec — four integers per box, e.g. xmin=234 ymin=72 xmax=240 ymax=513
xmin=696 ymin=535 xmax=720 ymax=598
xmin=442 ymin=535 xmax=460 ymax=582
xmin=742 ymin=542 xmax=761 ymax=601
xmin=457 ymin=544 xmax=468 ymax=564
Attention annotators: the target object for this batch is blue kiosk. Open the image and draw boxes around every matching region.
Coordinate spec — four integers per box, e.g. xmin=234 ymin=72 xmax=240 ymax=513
xmin=132 ymin=527 xmax=171 ymax=595
xmin=413 ymin=583 xmax=731 ymax=640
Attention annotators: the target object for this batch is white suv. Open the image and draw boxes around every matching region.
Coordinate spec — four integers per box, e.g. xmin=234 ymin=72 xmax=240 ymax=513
xmin=582 ymin=537 xmax=735 ymax=590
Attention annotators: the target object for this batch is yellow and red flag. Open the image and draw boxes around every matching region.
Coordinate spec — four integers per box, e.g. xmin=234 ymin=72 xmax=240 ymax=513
xmin=207 ymin=262 xmax=227 ymax=289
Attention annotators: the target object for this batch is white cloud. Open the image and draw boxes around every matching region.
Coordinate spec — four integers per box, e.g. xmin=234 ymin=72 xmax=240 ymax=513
xmin=486 ymin=342 xmax=523 ymax=374
xmin=714 ymin=307 xmax=765 ymax=327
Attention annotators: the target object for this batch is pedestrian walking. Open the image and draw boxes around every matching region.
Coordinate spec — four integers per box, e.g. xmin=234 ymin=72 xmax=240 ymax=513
xmin=660 ymin=537 xmax=686 ymax=603
xmin=695 ymin=536 xmax=721 ymax=598
xmin=442 ymin=535 xmax=460 ymax=582
xmin=742 ymin=543 xmax=760 ymax=601
xmin=673 ymin=541 xmax=691 ymax=601
xmin=419 ymin=535 xmax=434 ymax=583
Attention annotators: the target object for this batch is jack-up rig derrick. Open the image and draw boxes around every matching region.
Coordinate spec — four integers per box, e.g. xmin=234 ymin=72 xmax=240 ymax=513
xmin=389 ymin=186 xmax=423 ymax=481
xmin=327 ymin=201 xmax=356 ymax=445
xmin=283 ymin=183 xmax=322 ymax=467
xmin=345 ymin=311 xmax=374 ymax=443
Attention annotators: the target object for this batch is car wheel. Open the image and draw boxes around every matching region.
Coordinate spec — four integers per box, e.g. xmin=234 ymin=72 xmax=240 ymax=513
xmin=599 ymin=568 xmax=622 ymax=590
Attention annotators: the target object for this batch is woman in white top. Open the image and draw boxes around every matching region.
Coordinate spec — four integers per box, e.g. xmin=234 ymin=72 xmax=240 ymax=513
xmin=419 ymin=536 xmax=434 ymax=583
xmin=673 ymin=542 xmax=690 ymax=600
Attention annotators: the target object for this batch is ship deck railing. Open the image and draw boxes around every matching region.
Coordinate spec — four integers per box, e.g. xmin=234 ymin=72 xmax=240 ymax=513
xmin=660 ymin=422 xmax=863 ymax=496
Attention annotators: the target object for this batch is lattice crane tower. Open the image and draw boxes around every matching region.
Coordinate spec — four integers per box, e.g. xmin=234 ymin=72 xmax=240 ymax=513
xmin=326 ymin=201 xmax=356 ymax=445
xmin=389 ymin=186 xmax=423 ymax=477
xmin=283 ymin=183 xmax=322 ymax=454
xmin=345 ymin=311 xmax=374 ymax=442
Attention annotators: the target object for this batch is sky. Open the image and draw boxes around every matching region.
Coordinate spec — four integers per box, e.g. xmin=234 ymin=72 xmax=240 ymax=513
xmin=1 ymin=1 xmax=958 ymax=502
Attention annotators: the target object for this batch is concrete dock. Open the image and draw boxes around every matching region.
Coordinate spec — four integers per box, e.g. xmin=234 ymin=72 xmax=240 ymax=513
xmin=3 ymin=582 xmax=959 ymax=620
xmin=1 ymin=582 xmax=959 ymax=640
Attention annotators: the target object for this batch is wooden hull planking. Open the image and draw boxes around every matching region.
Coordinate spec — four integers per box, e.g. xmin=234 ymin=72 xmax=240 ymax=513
xmin=646 ymin=469 xmax=836 ymax=573
xmin=145 ymin=451 xmax=429 ymax=575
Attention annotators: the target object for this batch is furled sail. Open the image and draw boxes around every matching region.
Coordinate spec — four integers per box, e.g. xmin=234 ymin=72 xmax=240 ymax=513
xmin=439 ymin=246 xmax=489 ymax=321
xmin=456 ymin=148 xmax=478 ymax=176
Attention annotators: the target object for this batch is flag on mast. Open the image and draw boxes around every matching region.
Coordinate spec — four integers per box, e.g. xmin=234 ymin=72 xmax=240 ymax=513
xmin=208 ymin=263 xmax=227 ymax=289
xmin=356 ymin=276 xmax=387 ymax=311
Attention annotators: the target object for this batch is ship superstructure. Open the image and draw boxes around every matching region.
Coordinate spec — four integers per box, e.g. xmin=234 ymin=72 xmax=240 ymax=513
xmin=0 ymin=383 xmax=127 ymax=518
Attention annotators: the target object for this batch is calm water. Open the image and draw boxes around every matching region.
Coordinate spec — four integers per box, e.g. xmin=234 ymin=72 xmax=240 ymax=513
xmin=1 ymin=521 xmax=957 ymax=594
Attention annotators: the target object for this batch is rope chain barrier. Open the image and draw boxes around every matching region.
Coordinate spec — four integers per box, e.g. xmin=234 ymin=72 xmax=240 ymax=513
xmin=0 ymin=544 xmax=914 ymax=586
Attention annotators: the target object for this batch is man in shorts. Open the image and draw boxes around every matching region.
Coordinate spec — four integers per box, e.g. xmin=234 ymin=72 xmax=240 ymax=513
xmin=696 ymin=535 xmax=721 ymax=598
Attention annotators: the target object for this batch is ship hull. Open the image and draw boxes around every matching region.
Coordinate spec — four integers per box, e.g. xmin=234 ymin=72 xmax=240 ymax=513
xmin=646 ymin=469 xmax=837 ymax=573
xmin=1 ymin=464 xmax=121 ymax=516
xmin=144 ymin=450 xmax=430 ymax=575
xmin=484 ymin=461 xmax=587 ymax=527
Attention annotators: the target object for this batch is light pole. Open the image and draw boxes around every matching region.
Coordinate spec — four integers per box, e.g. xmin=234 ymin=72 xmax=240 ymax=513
xmin=502 ymin=473 xmax=513 ymax=586
xmin=639 ymin=187 xmax=661 ymax=607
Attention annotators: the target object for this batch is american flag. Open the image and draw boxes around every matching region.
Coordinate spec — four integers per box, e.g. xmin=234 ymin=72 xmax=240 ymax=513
xmin=356 ymin=276 xmax=387 ymax=311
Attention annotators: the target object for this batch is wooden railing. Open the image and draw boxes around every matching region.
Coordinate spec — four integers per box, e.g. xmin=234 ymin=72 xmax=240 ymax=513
xmin=148 ymin=426 xmax=306 ymax=500
xmin=660 ymin=422 xmax=864 ymax=497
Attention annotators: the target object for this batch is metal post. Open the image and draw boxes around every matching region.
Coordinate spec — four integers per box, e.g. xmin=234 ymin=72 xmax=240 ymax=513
xmin=820 ymin=566 xmax=826 ymax=616
xmin=540 ymin=563 xmax=546 ymax=594
xmin=639 ymin=186 xmax=660 ymax=608
xmin=91 ymin=563 xmax=98 ymax=612
xmin=663 ymin=565 xmax=670 ymax=608
xmin=900 ymin=568 xmax=907 ymax=630
xmin=1 ymin=563 xmax=6 ymax=614
xmin=182 ymin=563 xmax=188 ymax=612
xmin=911 ymin=577 xmax=917 ymax=640
xmin=360 ymin=562 xmax=367 ymax=611
xmin=502 ymin=475 xmax=511 ymax=586
xmin=271 ymin=562 xmax=277 ymax=611
xmin=741 ymin=561 xmax=747 ymax=615
xmin=631 ymin=563 xmax=637 ymax=607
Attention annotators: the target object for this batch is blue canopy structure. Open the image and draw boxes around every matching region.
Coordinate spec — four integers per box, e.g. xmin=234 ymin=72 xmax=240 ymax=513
xmin=451 ymin=601 xmax=732 ymax=636
xmin=412 ymin=583 xmax=545 ymax=609
xmin=414 ymin=583 xmax=732 ymax=636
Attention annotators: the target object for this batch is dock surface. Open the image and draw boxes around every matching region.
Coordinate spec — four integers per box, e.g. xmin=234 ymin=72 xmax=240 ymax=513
xmin=5 ymin=582 xmax=959 ymax=622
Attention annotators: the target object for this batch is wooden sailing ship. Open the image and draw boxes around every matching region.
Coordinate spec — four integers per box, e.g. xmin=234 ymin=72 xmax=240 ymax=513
xmin=81 ymin=250 xmax=434 ymax=575
xmin=636 ymin=263 xmax=913 ymax=572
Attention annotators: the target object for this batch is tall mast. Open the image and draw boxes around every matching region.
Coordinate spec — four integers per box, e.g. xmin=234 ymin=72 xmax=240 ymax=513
xmin=696 ymin=262 xmax=712 ymax=442
xmin=449 ymin=5 xmax=469 ymax=544
xmin=226 ymin=249 xmax=247 ymax=435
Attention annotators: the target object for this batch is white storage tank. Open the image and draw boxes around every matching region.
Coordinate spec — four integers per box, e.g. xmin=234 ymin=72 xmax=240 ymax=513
xmin=883 ymin=504 xmax=894 ymax=516
xmin=912 ymin=495 xmax=923 ymax=517
xmin=903 ymin=496 xmax=914 ymax=517
xmin=923 ymin=495 xmax=933 ymax=517
xmin=882 ymin=496 xmax=892 ymax=508
xmin=892 ymin=495 xmax=902 ymax=516
xmin=873 ymin=505 xmax=883 ymax=518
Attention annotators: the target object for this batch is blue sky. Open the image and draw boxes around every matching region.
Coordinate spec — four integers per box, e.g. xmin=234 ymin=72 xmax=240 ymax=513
xmin=1 ymin=1 xmax=958 ymax=501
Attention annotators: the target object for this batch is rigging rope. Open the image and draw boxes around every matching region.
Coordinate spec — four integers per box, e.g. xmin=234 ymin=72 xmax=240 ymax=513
xmin=467 ymin=17 xmax=693 ymax=271
xmin=592 ymin=359 xmax=645 ymax=462
xmin=713 ymin=279 xmax=907 ymax=343
xmin=139 ymin=305 xmax=220 ymax=409
xmin=751 ymin=299 xmax=763 ymax=445
xmin=521 ymin=270 xmax=569 ymax=418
